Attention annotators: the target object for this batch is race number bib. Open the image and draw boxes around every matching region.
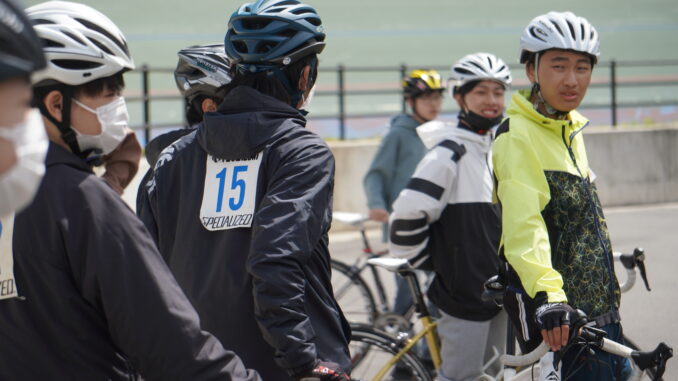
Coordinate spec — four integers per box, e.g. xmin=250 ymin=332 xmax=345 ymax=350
xmin=0 ymin=214 xmax=19 ymax=300
xmin=200 ymin=153 xmax=263 ymax=231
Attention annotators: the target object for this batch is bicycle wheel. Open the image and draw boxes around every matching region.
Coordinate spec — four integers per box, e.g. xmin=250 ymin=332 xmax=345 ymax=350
xmin=350 ymin=324 xmax=433 ymax=381
xmin=331 ymin=259 xmax=378 ymax=324
xmin=624 ymin=336 xmax=659 ymax=380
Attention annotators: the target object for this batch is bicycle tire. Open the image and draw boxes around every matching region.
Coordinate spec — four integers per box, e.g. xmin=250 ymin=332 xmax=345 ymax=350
xmin=350 ymin=324 xmax=434 ymax=381
xmin=624 ymin=336 xmax=659 ymax=381
xmin=331 ymin=259 xmax=378 ymax=324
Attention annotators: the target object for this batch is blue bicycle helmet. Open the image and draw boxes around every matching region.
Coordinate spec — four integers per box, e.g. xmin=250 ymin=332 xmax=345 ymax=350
xmin=224 ymin=0 xmax=325 ymax=71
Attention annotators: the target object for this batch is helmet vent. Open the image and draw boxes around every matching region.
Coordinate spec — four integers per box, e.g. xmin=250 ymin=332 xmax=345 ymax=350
xmin=566 ymin=20 xmax=576 ymax=40
xmin=468 ymin=61 xmax=484 ymax=71
xmin=528 ymin=26 xmax=547 ymax=42
xmin=51 ymin=59 xmax=101 ymax=70
xmin=75 ymin=18 xmax=129 ymax=56
xmin=291 ymin=8 xmax=311 ymax=15
xmin=63 ymin=30 xmax=86 ymax=46
xmin=87 ymin=37 xmax=113 ymax=55
xmin=550 ymin=19 xmax=563 ymax=36
xmin=273 ymin=1 xmax=298 ymax=6
xmin=233 ymin=41 xmax=247 ymax=53
xmin=241 ymin=17 xmax=272 ymax=30
xmin=257 ymin=41 xmax=277 ymax=53
xmin=31 ymin=18 xmax=55 ymax=25
xmin=279 ymin=28 xmax=296 ymax=38
xmin=455 ymin=68 xmax=474 ymax=75
xmin=306 ymin=17 xmax=320 ymax=26
xmin=41 ymin=38 xmax=65 ymax=48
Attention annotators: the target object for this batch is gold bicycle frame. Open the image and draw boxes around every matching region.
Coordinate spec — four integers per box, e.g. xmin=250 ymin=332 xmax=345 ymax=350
xmin=370 ymin=316 xmax=442 ymax=381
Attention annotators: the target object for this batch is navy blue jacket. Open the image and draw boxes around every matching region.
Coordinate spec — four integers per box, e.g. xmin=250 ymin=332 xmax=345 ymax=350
xmin=138 ymin=86 xmax=351 ymax=380
xmin=0 ymin=143 xmax=258 ymax=381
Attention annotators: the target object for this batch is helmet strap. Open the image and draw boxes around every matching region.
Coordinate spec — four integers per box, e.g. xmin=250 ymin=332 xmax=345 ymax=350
xmin=37 ymin=86 xmax=103 ymax=164
xmin=409 ymin=98 xmax=430 ymax=123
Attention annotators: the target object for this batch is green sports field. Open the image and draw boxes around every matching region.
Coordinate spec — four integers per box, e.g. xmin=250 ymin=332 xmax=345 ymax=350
xmin=23 ymin=0 xmax=678 ymax=137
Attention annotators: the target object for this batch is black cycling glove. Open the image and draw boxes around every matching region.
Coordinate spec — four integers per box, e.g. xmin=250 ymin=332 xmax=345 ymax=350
xmin=535 ymin=302 xmax=574 ymax=331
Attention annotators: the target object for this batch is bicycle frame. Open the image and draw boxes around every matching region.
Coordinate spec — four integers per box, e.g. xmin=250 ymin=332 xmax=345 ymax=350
xmin=369 ymin=318 xmax=441 ymax=381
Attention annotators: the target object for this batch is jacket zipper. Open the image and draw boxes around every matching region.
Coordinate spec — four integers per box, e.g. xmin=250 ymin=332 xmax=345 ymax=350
xmin=560 ymin=124 xmax=619 ymax=317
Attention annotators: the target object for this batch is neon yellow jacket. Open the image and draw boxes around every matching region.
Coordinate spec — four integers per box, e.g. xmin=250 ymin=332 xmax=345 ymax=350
xmin=493 ymin=90 xmax=620 ymax=320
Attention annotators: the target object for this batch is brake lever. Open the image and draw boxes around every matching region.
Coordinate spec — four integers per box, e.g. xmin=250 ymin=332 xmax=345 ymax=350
xmin=654 ymin=342 xmax=673 ymax=380
xmin=633 ymin=248 xmax=651 ymax=291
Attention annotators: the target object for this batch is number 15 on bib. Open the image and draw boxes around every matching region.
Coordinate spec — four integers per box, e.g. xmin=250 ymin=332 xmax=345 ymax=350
xmin=200 ymin=153 xmax=263 ymax=231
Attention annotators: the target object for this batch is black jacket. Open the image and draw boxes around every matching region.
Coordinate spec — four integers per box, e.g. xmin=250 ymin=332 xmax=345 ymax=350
xmin=138 ymin=86 xmax=351 ymax=380
xmin=135 ymin=126 xmax=196 ymax=214
xmin=0 ymin=143 xmax=259 ymax=381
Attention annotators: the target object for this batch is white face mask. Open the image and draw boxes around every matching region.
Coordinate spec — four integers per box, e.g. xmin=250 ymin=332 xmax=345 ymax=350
xmin=72 ymin=96 xmax=129 ymax=155
xmin=0 ymin=109 xmax=48 ymax=217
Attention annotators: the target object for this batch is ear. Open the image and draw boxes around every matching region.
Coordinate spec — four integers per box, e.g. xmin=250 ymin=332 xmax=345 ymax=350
xmin=201 ymin=98 xmax=218 ymax=113
xmin=44 ymin=90 xmax=64 ymax=122
xmin=525 ymin=62 xmax=536 ymax=83
xmin=406 ymin=97 xmax=415 ymax=109
xmin=453 ymin=93 xmax=465 ymax=110
xmin=297 ymin=65 xmax=311 ymax=92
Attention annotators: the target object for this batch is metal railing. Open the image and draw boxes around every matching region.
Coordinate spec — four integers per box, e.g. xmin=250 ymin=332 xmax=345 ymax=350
xmin=127 ymin=59 xmax=678 ymax=142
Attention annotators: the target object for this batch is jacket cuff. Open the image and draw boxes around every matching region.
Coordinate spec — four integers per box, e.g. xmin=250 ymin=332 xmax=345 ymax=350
xmin=287 ymin=359 xmax=317 ymax=379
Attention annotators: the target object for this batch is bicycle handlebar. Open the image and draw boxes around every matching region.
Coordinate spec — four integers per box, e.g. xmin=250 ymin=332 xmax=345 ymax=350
xmin=501 ymin=310 xmax=673 ymax=379
xmin=613 ymin=247 xmax=651 ymax=292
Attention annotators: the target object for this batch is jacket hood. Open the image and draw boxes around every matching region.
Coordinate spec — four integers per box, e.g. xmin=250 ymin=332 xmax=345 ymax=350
xmin=390 ymin=113 xmax=420 ymax=131
xmin=416 ymin=120 xmax=494 ymax=150
xmin=509 ymin=90 xmax=589 ymax=137
xmin=197 ymin=86 xmax=306 ymax=160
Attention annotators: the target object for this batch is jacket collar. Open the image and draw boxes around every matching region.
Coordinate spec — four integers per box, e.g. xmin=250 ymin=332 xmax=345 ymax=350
xmin=198 ymin=86 xmax=306 ymax=161
xmin=45 ymin=142 xmax=94 ymax=173
xmin=216 ymin=86 xmax=305 ymax=118
xmin=509 ymin=89 xmax=589 ymax=131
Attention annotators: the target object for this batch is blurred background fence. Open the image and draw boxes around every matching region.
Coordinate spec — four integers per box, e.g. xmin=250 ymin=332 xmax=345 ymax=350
xmin=126 ymin=59 xmax=678 ymax=143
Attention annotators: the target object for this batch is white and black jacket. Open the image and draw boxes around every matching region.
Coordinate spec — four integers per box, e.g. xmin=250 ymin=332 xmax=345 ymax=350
xmin=389 ymin=122 xmax=502 ymax=321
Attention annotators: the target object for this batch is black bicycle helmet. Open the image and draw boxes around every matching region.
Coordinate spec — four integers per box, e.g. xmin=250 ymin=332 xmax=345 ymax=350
xmin=0 ymin=0 xmax=46 ymax=82
xmin=175 ymin=44 xmax=232 ymax=104
xmin=224 ymin=0 xmax=325 ymax=72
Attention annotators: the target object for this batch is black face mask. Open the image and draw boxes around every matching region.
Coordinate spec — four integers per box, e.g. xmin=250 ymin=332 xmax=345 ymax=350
xmin=458 ymin=108 xmax=503 ymax=134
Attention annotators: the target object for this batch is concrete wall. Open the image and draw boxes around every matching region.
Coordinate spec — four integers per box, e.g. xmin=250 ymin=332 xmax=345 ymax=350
xmin=123 ymin=128 xmax=678 ymax=222
xmin=329 ymin=127 xmax=678 ymax=215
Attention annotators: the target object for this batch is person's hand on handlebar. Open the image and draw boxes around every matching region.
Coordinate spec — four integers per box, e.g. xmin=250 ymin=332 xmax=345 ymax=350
xmin=294 ymin=361 xmax=350 ymax=381
xmin=535 ymin=302 xmax=575 ymax=352
xmin=368 ymin=208 xmax=389 ymax=223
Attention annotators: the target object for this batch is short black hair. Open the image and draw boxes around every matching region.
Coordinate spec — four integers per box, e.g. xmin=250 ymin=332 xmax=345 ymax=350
xmin=32 ymin=72 xmax=125 ymax=106
xmin=454 ymin=81 xmax=481 ymax=96
xmin=222 ymin=54 xmax=318 ymax=105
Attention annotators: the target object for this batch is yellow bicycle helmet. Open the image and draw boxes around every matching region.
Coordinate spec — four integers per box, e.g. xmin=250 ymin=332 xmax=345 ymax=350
xmin=402 ymin=69 xmax=444 ymax=99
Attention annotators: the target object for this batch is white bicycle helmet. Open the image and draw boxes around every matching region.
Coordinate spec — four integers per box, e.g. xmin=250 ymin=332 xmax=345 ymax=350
xmin=449 ymin=53 xmax=512 ymax=94
xmin=519 ymin=11 xmax=600 ymax=64
xmin=27 ymin=1 xmax=134 ymax=87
